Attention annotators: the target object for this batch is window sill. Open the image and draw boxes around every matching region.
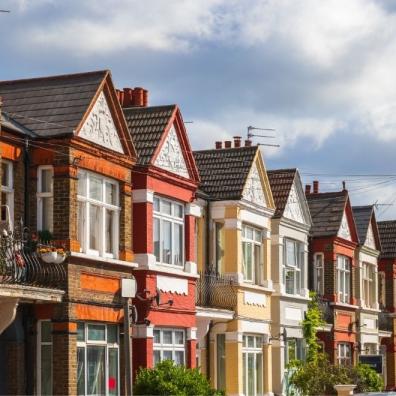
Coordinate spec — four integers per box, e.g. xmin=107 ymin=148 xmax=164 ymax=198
xmin=359 ymin=306 xmax=381 ymax=313
xmin=238 ymin=282 xmax=274 ymax=293
xmin=70 ymin=252 xmax=138 ymax=268
xmin=330 ymin=302 xmax=358 ymax=309
xmin=275 ymin=293 xmax=310 ymax=302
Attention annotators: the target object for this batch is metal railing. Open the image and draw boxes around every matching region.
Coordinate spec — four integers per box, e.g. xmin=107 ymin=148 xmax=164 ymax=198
xmin=196 ymin=270 xmax=237 ymax=311
xmin=317 ymin=296 xmax=333 ymax=324
xmin=0 ymin=228 xmax=66 ymax=289
xmin=378 ymin=311 xmax=393 ymax=332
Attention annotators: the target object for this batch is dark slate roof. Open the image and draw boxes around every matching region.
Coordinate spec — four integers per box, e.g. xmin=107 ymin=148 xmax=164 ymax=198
xmin=352 ymin=205 xmax=373 ymax=245
xmin=193 ymin=146 xmax=258 ymax=200
xmin=378 ymin=220 xmax=396 ymax=259
xmin=267 ymin=168 xmax=296 ymax=217
xmin=306 ymin=191 xmax=347 ymax=237
xmin=1 ymin=111 xmax=36 ymax=137
xmin=123 ymin=105 xmax=176 ymax=165
xmin=0 ymin=70 xmax=107 ymax=137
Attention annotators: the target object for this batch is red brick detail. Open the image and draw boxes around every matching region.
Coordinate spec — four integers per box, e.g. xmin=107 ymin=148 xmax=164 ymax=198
xmin=80 ymin=273 xmax=121 ymax=294
xmin=133 ymin=337 xmax=154 ymax=375
xmin=75 ymin=304 xmax=124 ymax=323
xmin=187 ymin=339 xmax=197 ymax=368
xmin=0 ymin=142 xmax=22 ymax=160
xmin=133 ymin=202 xmax=153 ymax=254
xmin=185 ymin=215 xmax=195 ymax=262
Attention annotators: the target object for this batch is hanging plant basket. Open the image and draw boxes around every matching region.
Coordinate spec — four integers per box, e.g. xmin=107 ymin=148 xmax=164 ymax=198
xmin=40 ymin=251 xmax=57 ymax=263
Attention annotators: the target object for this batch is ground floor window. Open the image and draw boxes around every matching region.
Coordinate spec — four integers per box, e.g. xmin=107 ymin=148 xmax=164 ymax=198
xmin=286 ymin=339 xmax=305 ymax=364
xmin=363 ymin=343 xmax=377 ymax=355
xmin=242 ymin=334 xmax=263 ymax=396
xmin=337 ymin=342 xmax=352 ymax=366
xmin=77 ymin=322 xmax=119 ymax=396
xmin=37 ymin=320 xmax=53 ymax=396
xmin=216 ymin=334 xmax=226 ymax=391
xmin=153 ymin=328 xmax=185 ymax=366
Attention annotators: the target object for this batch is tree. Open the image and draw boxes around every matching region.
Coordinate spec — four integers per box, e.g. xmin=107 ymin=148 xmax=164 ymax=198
xmin=134 ymin=360 xmax=223 ymax=396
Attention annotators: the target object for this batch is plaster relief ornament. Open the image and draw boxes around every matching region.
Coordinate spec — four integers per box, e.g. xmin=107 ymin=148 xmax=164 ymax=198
xmin=365 ymin=223 xmax=376 ymax=249
xmin=284 ymin=183 xmax=305 ymax=224
xmin=79 ymin=91 xmax=124 ymax=153
xmin=154 ymin=126 xmax=189 ymax=178
xmin=338 ymin=211 xmax=351 ymax=240
xmin=243 ymin=163 xmax=266 ymax=206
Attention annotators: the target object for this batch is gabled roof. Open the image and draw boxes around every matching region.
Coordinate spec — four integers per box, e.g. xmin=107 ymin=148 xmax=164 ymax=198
xmin=123 ymin=105 xmax=176 ymax=165
xmin=378 ymin=220 xmax=396 ymax=259
xmin=0 ymin=70 xmax=108 ymax=137
xmin=1 ymin=111 xmax=36 ymax=137
xmin=193 ymin=146 xmax=258 ymax=200
xmin=306 ymin=190 xmax=357 ymax=239
xmin=352 ymin=205 xmax=380 ymax=248
xmin=267 ymin=168 xmax=296 ymax=217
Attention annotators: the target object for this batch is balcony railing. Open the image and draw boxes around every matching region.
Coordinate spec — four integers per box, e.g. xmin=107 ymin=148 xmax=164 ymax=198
xmin=317 ymin=296 xmax=333 ymax=324
xmin=0 ymin=228 xmax=66 ymax=289
xmin=196 ymin=270 xmax=237 ymax=311
xmin=378 ymin=311 xmax=393 ymax=332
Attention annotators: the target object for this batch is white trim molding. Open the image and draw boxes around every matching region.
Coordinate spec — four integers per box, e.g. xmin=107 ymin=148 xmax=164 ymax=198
xmin=157 ymin=275 xmax=188 ymax=295
xmin=133 ymin=324 xmax=154 ymax=338
xmin=187 ymin=327 xmax=197 ymax=341
xmin=185 ymin=203 xmax=202 ymax=217
xmin=132 ymin=189 xmax=154 ymax=203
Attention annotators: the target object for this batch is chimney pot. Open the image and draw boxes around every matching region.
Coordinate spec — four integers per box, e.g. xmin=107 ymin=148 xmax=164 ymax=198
xmin=313 ymin=180 xmax=319 ymax=194
xmin=305 ymin=184 xmax=311 ymax=195
xmin=215 ymin=141 xmax=222 ymax=149
xmin=224 ymin=140 xmax=232 ymax=149
xmin=233 ymin=136 xmax=242 ymax=148
xmin=132 ymin=87 xmax=144 ymax=107
xmin=142 ymin=89 xmax=148 ymax=107
xmin=245 ymin=139 xmax=252 ymax=147
xmin=342 ymin=181 xmax=346 ymax=191
xmin=123 ymin=88 xmax=133 ymax=107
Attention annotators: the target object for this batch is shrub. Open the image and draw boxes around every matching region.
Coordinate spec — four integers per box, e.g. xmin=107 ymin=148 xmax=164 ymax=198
xmin=353 ymin=363 xmax=384 ymax=393
xmin=134 ymin=360 xmax=223 ymax=396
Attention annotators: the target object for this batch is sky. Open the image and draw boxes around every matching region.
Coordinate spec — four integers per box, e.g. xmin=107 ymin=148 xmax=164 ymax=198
xmin=2 ymin=0 xmax=396 ymax=219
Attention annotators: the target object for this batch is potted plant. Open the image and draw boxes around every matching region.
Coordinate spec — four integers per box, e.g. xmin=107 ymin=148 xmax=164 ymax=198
xmin=54 ymin=248 xmax=67 ymax=264
xmin=38 ymin=247 xmax=57 ymax=263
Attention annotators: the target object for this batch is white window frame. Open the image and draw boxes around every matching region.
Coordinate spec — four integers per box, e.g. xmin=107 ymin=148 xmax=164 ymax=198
xmin=214 ymin=221 xmax=224 ymax=274
xmin=313 ymin=253 xmax=324 ymax=295
xmin=337 ymin=255 xmax=351 ymax=304
xmin=242 ymin=334 xmax=263 ymax=396
xmin=283 ymin=238 xmax=304 ymax=295
xmin=37 ymin=320 xmax=53 ymax=396
xmin=242 ymin=224 xmax=264 ymax=285
xmin=37 ymin=165 xmax=54 ymax=232
xmin=153 ymin=328 xmax=186 ymax=365
xmin=77 ymin=171 xmax=120 ymax=259
xmin=337 ymin=342 xmax=352 ymax=366
xmin=1 ymin=160 xmax=14 ymax=228
xmin=153 ymin=196 xmax=185 ymax=267
xmin=286 ymin=338 xmax=305 ymax=364
xmin=378 ymin=271 xmax=386 ymax=309
xmin=362 ymin=262 xmax=376 ymax=308
xmin=77 ymin=322 xmax=120 ymax=396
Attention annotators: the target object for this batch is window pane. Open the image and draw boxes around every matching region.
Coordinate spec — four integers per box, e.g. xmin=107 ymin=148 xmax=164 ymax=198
xmin=254 ymin=244 xmax=262 ymax=285
xmin=174 ymin=351 xmax=184 ymax=365
xmin=41 ymin=197 xmax=53 ymax=231
xmin=78 ymin=172 xmax=86 ymax=196
xmin=161 ymin=200 xmax=171 ymax=215
xmin=87 ymin=346 xmax=106 ymax=396
xmin=247 ymin=336 xmax=254 ymax=348
xmin=174 ymin=204 xmax=183 ymax=218
xmin=286 ymin=269 xmax=295 ymax=294
xmin=1 ymin=162 xmax=9 ymax=187
xmin=108 ymin=348 xmax=118 ymax=396
xmin=107 ymin=325 xmax=118 ymax=344
xmin=244 ymin=243 xmax=253 ymax=281
xmin=162 ymin=221 xmax=172 ymax=264
xmin=153 ymin=350 xmax=161 ymax=366
xmin=40 ymin=169 xmax=52 ymax=193
xmin=105 ymin=209 xmax=114 ymax=254
xmin=105 ymin=182 xmax=117 ymax=205
xmin=248 ymin=354 xmax=255 ymax=396
xmin=173 ymin=223 xmax=183 ymax=266
xmin=163 ymin=330 xmax=172 ymax=344
xmin=286 ymin=240 xmax=296 ymax=267
xmin=153 ymin=330 xmax=161 ymax=344
xmin=153 ymin=197 xmax=160 ymax=212
xmin=88 ymin=324 xmax=106 ymax=341
xmin=89 ymin=176 xmax=102 ymax=201
xmin=77 ymin=323 xmax=85 ymax=342
xmin=154 ymin=218 xmax=160 ymax=262
xmin=217 ymin=334 xmax=226 ymax=391
xmin=77 ymin=201 xmax=86 ymax=250
xmin=41 ymin=321 xmax=52 ymax=343
xmin=41 ymin=344 xmax=52 ymax=396
xmin=77 ymin=347 xmax=85 ymax=396
xmin=1 ymin=192 xmax=8 ymax=221
xmin=256 ymin=353 xmax=263 ymax=395
xmin=255 ymin=230 xmax=261 ymax=243
xmin=243 ymin=353 xmax=247 ymax=394
xmin=89 ymin=205 xmax=101 ymax=251
xmin=174 ymin=331 xmax=184 ymax=345
xmin=246 ymin=227 xmax=253 ymax=240
xmin=163 ymin=350 xmax=172 ymax=360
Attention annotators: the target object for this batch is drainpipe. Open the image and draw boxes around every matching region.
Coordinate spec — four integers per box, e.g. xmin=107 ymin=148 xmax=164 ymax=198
xmin=206 ymin=321 xmax=213 ymax=380
xmin=23 ymin=138 xmax=29 ymax=228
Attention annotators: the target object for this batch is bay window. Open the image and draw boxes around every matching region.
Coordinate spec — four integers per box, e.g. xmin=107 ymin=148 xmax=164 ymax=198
xmin=242 ymin=224 xmax=263 ymax=284
xmin=362 ymin=262 xmax=376 ymax=308
xmin=37 ymin=166 xmax=53 ymax=232
xmin=77 ymin=323 xmax=119 ymax=396
xmin=1 ymin=160 xmax=13 ymax=227
xmin=77 ymin=171 xmax=120 ymax=258
xmin=313 ymin=253 xmax=324 ymax=295
xmin=283 ymin=239 xmax=304 ymax=295
xmin=153 ymin=197 xmax=184 ymax=267
xmin=37 ymin=320 xmax=53 ymax=396
xmin=242 ymin=335 xmax=263 ymax=396
xmin=337 ymin=342 xmax=351 ymax=366
xmin=153 ymin=328 xmax=185 ymax=366
xmin=337 ymin=255 xmax=350 ymax=303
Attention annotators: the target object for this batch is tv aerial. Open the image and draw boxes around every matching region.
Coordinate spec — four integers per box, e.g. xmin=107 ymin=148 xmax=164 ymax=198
xmin=247 ymin=125 xmax=280 ymax=148
xmin=0 ymin=9 xmax=10 ymax=13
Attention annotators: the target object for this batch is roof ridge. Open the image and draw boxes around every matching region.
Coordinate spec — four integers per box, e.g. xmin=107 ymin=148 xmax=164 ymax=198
xmin=194 ymin=145 xmax=258 ymax=154
xmin=267 ymin=168 xmax=297 ymax=173
xmin=123 ymin=104 xmax=176 ymax=112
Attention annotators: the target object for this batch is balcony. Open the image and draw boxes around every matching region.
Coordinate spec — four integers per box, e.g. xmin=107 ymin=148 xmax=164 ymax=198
xmin=317 ymin=296 xmax=333 ymax=325
xmin=196 ymin=270 xmax=237 ymax=311
xmin=0 ymin=229 xmax=66 ymax=290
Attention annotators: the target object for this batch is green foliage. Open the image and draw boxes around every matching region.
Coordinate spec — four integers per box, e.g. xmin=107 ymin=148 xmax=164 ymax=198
xmin=38 ymin=230 xmax=53 ymax=244
xmin=134 ymin=360 xmax=224 ymax=396
xmin=353 ymin=364 xmax=384 ymax=393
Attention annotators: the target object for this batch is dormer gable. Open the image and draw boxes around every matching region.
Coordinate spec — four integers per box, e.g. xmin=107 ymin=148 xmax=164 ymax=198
xmin=337 ymin=198 xmax=359 ymax=244
xmin=338 ymin=210 xmax=352 ymax=241
xmin=365 ymin=222 xmax=376 ymax=249
xmin=283 ymin=176 xmax=311 ymax=226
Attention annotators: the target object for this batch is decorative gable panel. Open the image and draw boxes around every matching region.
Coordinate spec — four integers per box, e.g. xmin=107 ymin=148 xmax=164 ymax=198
xmin=338 ymin=211 xmax=351 ymax=241
xmin=154 ymin=125 xmax=189 ymax=178
xmin=365 ymin=223 xmax=376 ymax=249
xmin=79 ymin=91 xmax=124 ymax=153
xmin=283 ymin=182 xmax=306 ymax=224
xmin=242 ymin=162 xmax=266 ymax=206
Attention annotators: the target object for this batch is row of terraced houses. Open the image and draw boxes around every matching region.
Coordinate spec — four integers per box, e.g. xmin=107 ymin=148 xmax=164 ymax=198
xmin=1 ymin=70 xmax=396 ymax=396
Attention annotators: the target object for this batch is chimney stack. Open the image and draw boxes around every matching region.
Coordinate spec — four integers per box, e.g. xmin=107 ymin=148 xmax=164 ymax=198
xmin=342 ymin=181 xmax=346 ymax=191
xmin=313 ymin=180 xmax=319 ymax=194
xmin=245 ymin=139 xmax=252 ymax=147
xmin=305 ymin=184 xmax=311 ymax=195
xmin=117 ymin=87 xmax=149 ymax=108
xmin=224 ymin=140 xmax=232 ymax=149
xmin=233 ymin=136 xmax=242 ymax=148
xmin=215 ymin=141 xmax=222 ymax=149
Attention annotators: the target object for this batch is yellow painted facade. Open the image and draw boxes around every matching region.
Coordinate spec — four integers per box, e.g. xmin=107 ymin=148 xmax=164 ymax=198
xmin=196 ymin=150 xmax=276 ymax=396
